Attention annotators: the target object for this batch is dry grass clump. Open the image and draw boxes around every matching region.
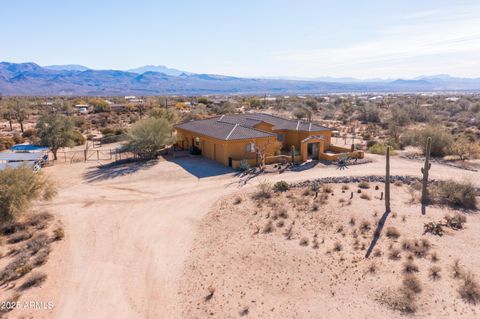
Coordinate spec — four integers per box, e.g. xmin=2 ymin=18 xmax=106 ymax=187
xmin=359 ymin=193 xmax=371 ymax=200
xmin=394 ymin=181 xmax=403 ymax=187
xmin=402 ymin=274 xmax=422 ymax=294
xmin=299 ymin=237 xmax=309 ymax=246
xmin=403 ymin=261 xmax=419 ymax=274
xmin=277 ymin=208 xmax=288 ymax=219
xmin=358 ymin=181 xmax=370 ymax=189
xmin=333 ymin=241 xmax=343 ymax=252
xmin=430 ymin=251 xmax=439 ymax=263
xmin=429 ymin=266 xmax=441 ymax=280
xmin=458 ymin=272 xmax=480 ymax=304
xmin=431 ymin=180 xmax=477 ymax=210
xmin=389 ymin=248 xmax=401 ymax=260
xmin=360 ymin=220 xmax=371 ymax=233
xmin=262 ymin=221 xmax=273 ymax=234
xmin=16 ymin=272 xmax=47 ymax=291
xmin=368 ymin=262 xmax=377 ymax=274
xmin=401 ymin=238 xmax=430 ymax=258
xmin=385 ymin=274 xmax=422 ymax=314
xmin=452 ymin=259 xmax=464 ymax=279
xmin=52 ymin=227 xmax=65 ymax=241
xmin=341 ymin=184 xmax=349 ymax=191
xmin=349 ymin=217 xmax=356 ymax=226
xmin=385 ymin=227 xmax=401 ymax=240
xmin=253 ymin=181 xmax=272 ymax=200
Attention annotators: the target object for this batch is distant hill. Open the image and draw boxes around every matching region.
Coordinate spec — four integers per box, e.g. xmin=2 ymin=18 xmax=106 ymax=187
xmin=127 ymin=65 xmax=191 ymax=76
xmin=1 ymin=61 xmax=480 ymax=96
xmin=44 ymin=64 xmax=90 ymax=71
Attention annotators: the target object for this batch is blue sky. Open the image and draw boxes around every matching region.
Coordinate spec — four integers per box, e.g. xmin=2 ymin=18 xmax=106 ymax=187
xmin=1 ymin=0 xmax=480 ymax=78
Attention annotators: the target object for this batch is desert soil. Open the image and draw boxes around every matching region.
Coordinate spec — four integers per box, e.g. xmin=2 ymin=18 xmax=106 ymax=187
xmin=12 ymin=153 xmax=480 ymax=318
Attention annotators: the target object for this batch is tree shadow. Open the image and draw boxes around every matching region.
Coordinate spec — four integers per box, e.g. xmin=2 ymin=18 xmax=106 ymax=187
xmin=83 ymin=159 xmax=158 ymax=183
xmin=288 ymin=161 xmax=320 ymax=172
xmin=365 ymin=210 xmax=391 ymax=258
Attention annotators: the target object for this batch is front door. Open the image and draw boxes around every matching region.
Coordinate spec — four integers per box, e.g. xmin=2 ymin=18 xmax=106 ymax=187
xmin=311 ymin=143 xmax=319 ymax=160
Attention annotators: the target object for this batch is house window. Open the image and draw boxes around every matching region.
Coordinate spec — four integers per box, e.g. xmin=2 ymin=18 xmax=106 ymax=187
xmin=277 ymin=133 xmax=285 ymax=142
xmin=195 ymin=137 xmax=200 ymax=146
xmin=246 ymin=142 xmax=256 ymax=153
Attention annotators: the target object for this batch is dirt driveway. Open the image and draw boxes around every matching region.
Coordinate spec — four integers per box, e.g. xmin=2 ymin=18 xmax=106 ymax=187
xmin=21 ymin=154 xmax=479 ymax=318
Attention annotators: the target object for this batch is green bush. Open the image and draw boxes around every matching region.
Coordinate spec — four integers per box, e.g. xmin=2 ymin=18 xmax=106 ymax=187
xmin=0 ymin=166 xmax=56 ymax=222
xmin=401 ymin=126 xmax=454 ymax=157
xmin=431 ymin=180 xmax=477 ymax=210
xmin=368 ymin=143 xmax=397 ymax=155
xmin=71 ymin=131 xmax=86 ymax=146
xmin=273 ymin=181 xmax=289 ymax=192
xmin=0 ymin=136 xmax=15 ymax=151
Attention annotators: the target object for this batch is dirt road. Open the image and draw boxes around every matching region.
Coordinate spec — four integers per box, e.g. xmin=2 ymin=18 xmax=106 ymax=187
xmin=21 ymin=154 xmax=479 ymax=318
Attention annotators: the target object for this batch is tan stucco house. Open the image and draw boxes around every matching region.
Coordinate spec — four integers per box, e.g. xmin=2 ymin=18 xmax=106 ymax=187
xmin=175 ymin=113 xmax=363 ymax=168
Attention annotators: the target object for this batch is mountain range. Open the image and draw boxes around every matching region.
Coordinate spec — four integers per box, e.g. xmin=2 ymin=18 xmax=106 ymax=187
xmin=1 ymin=62 xmax=480 ymax=96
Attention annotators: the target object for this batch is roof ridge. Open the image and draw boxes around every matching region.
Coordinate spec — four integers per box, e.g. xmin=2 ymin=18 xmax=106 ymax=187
xmin=225 ymin=124 xmax=239 ymax=140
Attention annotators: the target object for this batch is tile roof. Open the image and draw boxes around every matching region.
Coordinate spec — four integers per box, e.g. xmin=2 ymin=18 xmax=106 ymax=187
xmin=175 ymin=117 xmax=275 ymax=141
xmin=175 ymin=113 xmax=332 ymax=141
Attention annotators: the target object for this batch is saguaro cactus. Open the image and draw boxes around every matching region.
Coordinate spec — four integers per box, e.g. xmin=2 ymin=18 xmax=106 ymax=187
xmin=385 ymin=146 xmax=391 ymax=213
xmin=421 ymin=137 xmax=432 ymax=206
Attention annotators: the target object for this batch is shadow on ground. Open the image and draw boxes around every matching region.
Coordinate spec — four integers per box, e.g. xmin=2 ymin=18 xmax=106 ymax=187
xmin=365 ymin=210 xmax=391 ymax=258
xmin=83 ymin=159 xmax=158 ymax=182
xmin=167 ymin=156 xmax=234 ymax=178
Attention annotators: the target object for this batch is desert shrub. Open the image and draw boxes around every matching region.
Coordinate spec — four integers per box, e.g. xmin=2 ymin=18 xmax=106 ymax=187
xmin=0 ymin=166 xmax=56 ymax=222
xmin=254 ymin=180 xmax=272 ymax=200
xmin=386 ymin=227 xmax=401 ymax=239
xmin=430 ymin=252 xmax=439 ymax=263
xmin=368 ymin=143 xmax=397 ymax=155
xmin=22 ymin=128 xmax=37 ymax=139
xmin=423 ymin=222 xmax=444 ymax=236
xmin=16 ymin=272 xmax=47 ymax=291
xmin=358 ymin=181 xmax=370 ymax=189
xmin=444 ymin=214 xmax=467 ymax=230
xmin=238 ymin=159 xmax=250 ymax=172
xmin=458 ymin=272 xmax=480 ymax=304
xmin=401 ymin=126 xmax=454 ymax=156
xmin=0 ymin=136 xmax=15 ymax=151
xmin=431 ymin=180 xmax=477 ymax=209
xmin=273 ymin=181 xmax=289 ymax=192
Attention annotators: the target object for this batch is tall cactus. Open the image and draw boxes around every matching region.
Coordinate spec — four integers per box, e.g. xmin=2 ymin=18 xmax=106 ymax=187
xmin=291 ymin=145 xmax=296 ymax=164
xmin=421 ymin=137 xmax=432 ymax=207
xmin=385 ymin=146 xmax=391 ymax=213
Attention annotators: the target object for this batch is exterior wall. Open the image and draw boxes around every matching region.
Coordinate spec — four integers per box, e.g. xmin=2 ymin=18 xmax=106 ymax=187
xmin=176 ymin=127 xmax=335 ymax=168
xmin=176 ymin=128 xmax=276 ymax=167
